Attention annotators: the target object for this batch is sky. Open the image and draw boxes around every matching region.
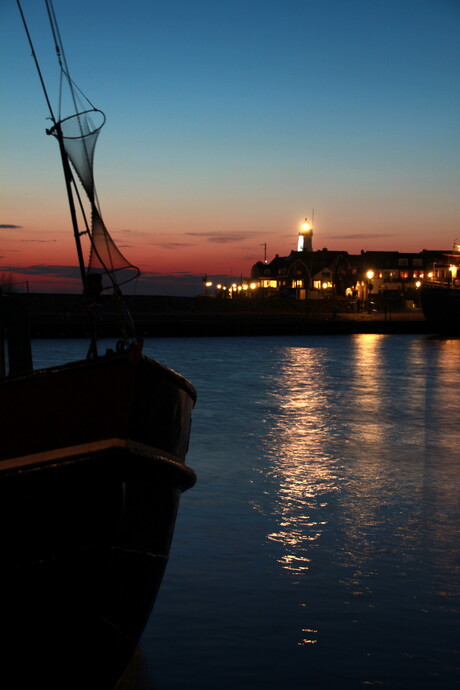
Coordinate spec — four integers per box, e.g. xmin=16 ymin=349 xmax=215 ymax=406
xmin=1 ymin=0 xmax=459 ymax=296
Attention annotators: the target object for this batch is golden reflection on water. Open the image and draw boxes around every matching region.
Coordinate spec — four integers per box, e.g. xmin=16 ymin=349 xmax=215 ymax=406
xmin=345 ymin=334 xmax=387 ymax=446
xmin=260 ymin=345 xmax=341 ymax=576
xmin=254 ymin=335 xmax=460 ymax=647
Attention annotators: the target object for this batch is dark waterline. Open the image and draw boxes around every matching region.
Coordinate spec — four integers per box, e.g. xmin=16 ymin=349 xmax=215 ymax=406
xmin=32 ymin=334 xmax=460 ymax=689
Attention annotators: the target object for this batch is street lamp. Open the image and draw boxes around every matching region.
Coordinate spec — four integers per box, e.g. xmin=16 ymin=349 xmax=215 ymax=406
xmin=366 ymin=270 xmax=374 ymax=312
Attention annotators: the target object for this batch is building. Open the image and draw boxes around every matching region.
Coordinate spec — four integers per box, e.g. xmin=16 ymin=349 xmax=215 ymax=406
xmin=251 ymin=219 xmax=353 ymax=299
xmin=250 ymin=220 xmax=455 ymax=301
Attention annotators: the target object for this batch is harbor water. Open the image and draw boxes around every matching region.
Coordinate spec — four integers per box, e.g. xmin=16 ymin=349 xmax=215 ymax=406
xmin=32 ymin=334 xmax=460 ymax=690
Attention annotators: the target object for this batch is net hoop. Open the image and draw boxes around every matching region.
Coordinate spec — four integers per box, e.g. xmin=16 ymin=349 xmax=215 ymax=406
xmin=48 ymin=109 xmax=106 ymax=140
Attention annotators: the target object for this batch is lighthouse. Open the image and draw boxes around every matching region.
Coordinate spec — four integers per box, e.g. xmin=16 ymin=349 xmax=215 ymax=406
xmin=297 ymin=218 xmax=313 ymax=252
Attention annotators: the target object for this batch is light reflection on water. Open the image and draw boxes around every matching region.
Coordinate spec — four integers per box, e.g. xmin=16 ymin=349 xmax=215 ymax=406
xmin=256 ymin=344 xmax=342 ymax=580
xmin=31 ymin=334 xmax=460 ymax=689
xmin=245 ymin=334 xmax=460 ymax=664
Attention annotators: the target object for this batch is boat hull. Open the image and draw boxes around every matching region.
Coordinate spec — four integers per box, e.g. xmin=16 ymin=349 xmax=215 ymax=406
xmin=420 ymin=285 xmax=460 ymax=335
xmin=0 ymin=347 xmax=196 ymax=688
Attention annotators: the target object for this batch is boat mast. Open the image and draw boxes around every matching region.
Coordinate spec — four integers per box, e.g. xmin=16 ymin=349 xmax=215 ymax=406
xmin=50 ymin=124 xmax=89 ymax=297
xmin=17 ymin=0 xmax=98 ymax=357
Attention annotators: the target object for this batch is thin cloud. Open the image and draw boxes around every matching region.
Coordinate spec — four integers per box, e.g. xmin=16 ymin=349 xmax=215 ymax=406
xmin=185 ymin=232 xmax=219 ymax=237
xmin=208 ymin=235 xmax=248 ymax=244
xmin=0 ymin=224 xmax=22 ymax=229
xmin=0 ymin=264 xmax=81 ymax=279
xmin=140 ymin=270 xmax=197 ymax=279
xmin=186 ymin=231 xmax=258 ymax=243
xmin=150 ymin=242 xmax=195 ymax=249
xmin=327 ymin=233 xmax=398 ymax=240
xmin=112 ymin=228 xmax=148 ymax=237
xmin=20 ymin=239 xmax=57 ymax=243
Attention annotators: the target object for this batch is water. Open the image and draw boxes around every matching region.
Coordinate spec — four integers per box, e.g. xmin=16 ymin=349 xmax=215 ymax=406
xmin=32 ymin=334 xmax=460 ymax=689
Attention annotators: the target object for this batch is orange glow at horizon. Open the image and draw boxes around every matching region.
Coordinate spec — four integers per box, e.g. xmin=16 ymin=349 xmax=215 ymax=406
xmin=3 ymin=196 xmax=460 ymax=294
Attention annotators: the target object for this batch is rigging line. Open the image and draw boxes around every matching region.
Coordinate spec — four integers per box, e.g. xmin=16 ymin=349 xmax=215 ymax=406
xmin=70 ymin=174 xmax=92 ymax=238
xmin=16 ymin=0 xmax=89 ymax=297
xmin=45 ymin=1 xmax=93 ymax=142
xmin=45 ymin=0 xmax=97 ymax=115
xmin=45 ymin=0 xmax=100 ymax=210
xmin=44 ymin=0 xmax=68 ymax=124
xmin=44 ymin=0 xmax=63 ymax=70
xmin=16 ymin=0 xmax=57 ymax=126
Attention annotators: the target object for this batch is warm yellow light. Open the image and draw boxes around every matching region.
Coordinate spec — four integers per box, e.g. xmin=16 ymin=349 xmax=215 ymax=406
xmin=322 ymin=282 xmax=328 ymax=289
xmin=449 ymin=265 xmax=456 ymax=274
xmin=243 ymin=284 xmax=248 ymax=290
xmin=216 ymin=284 xmax=222 ymax=289
xmin=301 ymin=220 xmax=311 ymax=232
xmin=428 ymin=272 xmax=433 ymax=278
xmin=366 ymin=270 xmax=374 ymax=280
xmin=250 ymin=282 xmax=257 ymax=289
xmin=232 ymin=283 xmax=237 ymax=288
xmin=205 ymin=281 xmax=212 ymax=287
xmin=415 ymin=281 xmax=421 ymax=288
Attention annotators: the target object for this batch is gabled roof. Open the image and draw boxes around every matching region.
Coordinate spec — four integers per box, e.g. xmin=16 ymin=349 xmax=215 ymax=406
xmin=252 ymin=249 xmax=350 ymax=278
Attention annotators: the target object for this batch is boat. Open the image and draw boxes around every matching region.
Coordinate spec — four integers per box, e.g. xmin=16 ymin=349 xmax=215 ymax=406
xmin=421 ymin=246 xmax=460 ymax=335
xmin=1 ymin=2 xmax=196 ymax=688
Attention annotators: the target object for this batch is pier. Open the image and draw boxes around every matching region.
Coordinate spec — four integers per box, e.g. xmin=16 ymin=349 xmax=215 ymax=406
xmin=10 ymin=293 xmax=433 ymax=338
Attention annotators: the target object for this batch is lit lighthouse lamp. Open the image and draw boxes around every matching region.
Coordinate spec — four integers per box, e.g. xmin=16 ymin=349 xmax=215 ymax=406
xmin=297 ymin=218 xmax=313 ymax=252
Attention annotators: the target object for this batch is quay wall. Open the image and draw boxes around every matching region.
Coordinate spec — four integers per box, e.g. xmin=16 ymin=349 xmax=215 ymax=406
xmin=3 ymin=293 xmax=433 ymax=338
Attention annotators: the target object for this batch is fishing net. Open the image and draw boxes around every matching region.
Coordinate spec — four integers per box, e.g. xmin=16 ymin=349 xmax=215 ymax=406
xmin=49 ymin=109 xmax=139 ymax=288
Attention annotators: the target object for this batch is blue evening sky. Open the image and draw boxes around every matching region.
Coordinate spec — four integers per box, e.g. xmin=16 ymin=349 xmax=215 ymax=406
xmin=1 ymin=0 xmax=459 ymax=294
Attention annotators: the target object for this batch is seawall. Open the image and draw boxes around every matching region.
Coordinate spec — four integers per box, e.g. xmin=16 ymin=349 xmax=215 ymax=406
xmin=5 ymin=293 xmax=434 ymax=338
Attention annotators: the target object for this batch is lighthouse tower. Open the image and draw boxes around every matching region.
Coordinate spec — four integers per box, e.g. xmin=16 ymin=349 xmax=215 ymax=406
xmin=297 ymin=218 xmax=313 ymax=252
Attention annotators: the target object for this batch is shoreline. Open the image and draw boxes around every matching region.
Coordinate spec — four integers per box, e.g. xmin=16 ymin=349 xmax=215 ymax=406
xmin=3 ymin=292 xmax=436 ymax=338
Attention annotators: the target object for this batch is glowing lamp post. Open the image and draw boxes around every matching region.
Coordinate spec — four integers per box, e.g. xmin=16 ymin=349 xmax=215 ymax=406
xmin=366 ymin=270 xmax=374 ymax=312
xmin=202 ymin=275 xmax=213 ymax=295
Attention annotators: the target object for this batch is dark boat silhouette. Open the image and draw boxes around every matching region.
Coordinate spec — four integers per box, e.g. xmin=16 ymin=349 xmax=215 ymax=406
xmin=1 ymin=2 xmax=196 ymax=687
